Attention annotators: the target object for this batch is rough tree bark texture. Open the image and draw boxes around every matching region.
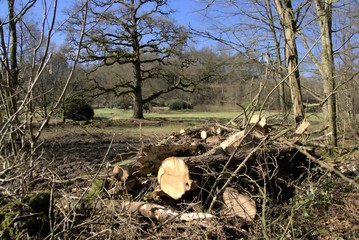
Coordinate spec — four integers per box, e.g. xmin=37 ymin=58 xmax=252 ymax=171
xmin=314 ymin=0 xmax=338 ymax=147
xmin=274 ymin=0 xmax=304 ymax=124
xmin=131 ymin=1 xmax=144 ymax=120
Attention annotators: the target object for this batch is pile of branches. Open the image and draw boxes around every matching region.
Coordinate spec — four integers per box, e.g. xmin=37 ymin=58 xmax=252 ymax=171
xmin=96 ymin=115 xmax=357 ymax=239
xmin=1 ymin=114 xmax=358 ymax=239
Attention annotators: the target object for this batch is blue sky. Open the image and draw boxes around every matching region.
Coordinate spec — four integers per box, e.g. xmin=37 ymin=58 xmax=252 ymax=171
xmin=169 ymin=0 xmax=207 ymax=27
xmin=170 ymin=0 xmax=215 ymax=47
xmin=0 ymin=0 xmax=222 ymax=49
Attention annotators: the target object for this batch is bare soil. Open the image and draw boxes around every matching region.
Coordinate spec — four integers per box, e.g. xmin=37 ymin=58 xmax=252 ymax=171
xmin=39 ymin=119 xmax=171 ymax=182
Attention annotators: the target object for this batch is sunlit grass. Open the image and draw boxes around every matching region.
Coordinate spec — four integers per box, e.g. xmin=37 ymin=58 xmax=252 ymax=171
xmin=94 ymin=108 xmax=240 ymax=122
xmin=145 ymin=111 xmax=239 ymax=121
xmin=94 ymin=108 xmax=131 ymax=119
xmin=94 ymin=107 xmax=326 ymax=132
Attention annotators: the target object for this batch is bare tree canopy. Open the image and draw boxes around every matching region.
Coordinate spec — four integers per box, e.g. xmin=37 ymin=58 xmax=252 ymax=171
xmin=66 ymin=0 xmax=196 ymax=118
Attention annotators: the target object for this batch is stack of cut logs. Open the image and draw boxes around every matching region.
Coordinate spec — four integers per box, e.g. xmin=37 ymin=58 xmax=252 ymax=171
xmin=107 ymin=114 xmax=310 ymax=223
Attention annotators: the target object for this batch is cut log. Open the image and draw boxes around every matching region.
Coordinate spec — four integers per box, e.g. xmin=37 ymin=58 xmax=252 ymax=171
xmin=112 ymin=144 xmax=204 ymax=182
xmin=113 ymin=164 xmax=130 ymax=181
xmin=206 ymin=136 xmax=221 ymax=145
xmin=201 ymin=130 xmax=209 ymax=140
xmin=249 ymin=114 xmax=266 ymax=127
xmin=215 ymin=127 xmax=222 ymax=135
xmin=200 ymin=126 xmax=222 ymax=140
xmin=157 ymin=157 xmax=193 ymax=200
xmin=222 ymin=187 xmax=256 ymax=222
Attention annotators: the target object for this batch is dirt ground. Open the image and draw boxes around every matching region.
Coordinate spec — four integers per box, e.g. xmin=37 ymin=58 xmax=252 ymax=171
xmin=39 ymin=119 xmax=173 ymax=182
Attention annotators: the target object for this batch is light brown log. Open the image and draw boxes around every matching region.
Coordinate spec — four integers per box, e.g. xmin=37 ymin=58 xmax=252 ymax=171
xmin=249 ymin=114 xmax=268 ymax=134
xmin=113 ymin=164 xmax=130 ymax=181
xmin=206 ymin=136 xmax=221 ymax=145
xmin=112 ymin=144 xmax=204 ymax=182
xmin=249 ymin=114 xmax=266 ymax=127
xmin=222 ymin=187 xmax=256 ymax=222
xmin=157 ymin=157 xmax=192 ymax=200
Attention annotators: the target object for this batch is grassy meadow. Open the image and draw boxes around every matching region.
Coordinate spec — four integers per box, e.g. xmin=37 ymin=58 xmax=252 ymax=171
xmin=94 ymin=106 xmax=326 ymax=131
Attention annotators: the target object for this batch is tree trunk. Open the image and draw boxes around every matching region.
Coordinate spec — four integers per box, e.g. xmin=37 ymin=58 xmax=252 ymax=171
xmin=6 ymin=0 xmax=20 ymax=154
xmin=132 ymin=85 xmax=144 ymax=119
xmin=266 ymin=0 xmax=288 ymax=116
xmin=314 ymin=0 xmax=338 ymax=148
xmin=132 ymin=56 xmax=144 ymax=119
xmin=274 ymin=0 xmax=304 ymax=124
xmin=131 ymin=0 xmax=144 ymax=120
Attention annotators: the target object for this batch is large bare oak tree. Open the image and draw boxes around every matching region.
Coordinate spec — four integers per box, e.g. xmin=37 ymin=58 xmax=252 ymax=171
xmin=67 ymin=0 xmax=193 ymax=119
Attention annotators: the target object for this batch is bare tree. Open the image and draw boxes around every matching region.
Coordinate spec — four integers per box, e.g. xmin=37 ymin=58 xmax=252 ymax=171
xmin=314 ymin=0 xmax=338 ymax=147
xmin=0 ymin=0 xmax=88 ymax=189
xmin=192 ymin=0 xmax=307 ymax=122
xmin=274 ymin=0 xmax=305 ymax=124
xmin=67 ymin=0 xmax=194 ymax=119
xmin=265 ymin=0 xmax=288 ymax=115
xmin=298 ymin=0 xmax=339 ymax=148
xmin=0 ymin=0 xmax=36 ymax=156
xmin=332 ymin=0 xmax=359 ymax=140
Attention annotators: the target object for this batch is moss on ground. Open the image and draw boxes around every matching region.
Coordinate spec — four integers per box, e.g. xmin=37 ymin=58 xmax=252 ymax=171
xmin=0 ymin=191 xmax=50 ymax=239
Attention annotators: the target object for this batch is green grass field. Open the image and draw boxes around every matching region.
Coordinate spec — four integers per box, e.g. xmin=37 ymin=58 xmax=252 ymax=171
xmin=93 ymin=107 xmax=329 ymax=138
xmin=93 ymin=108 xmax=242 ymax=135
xmin=94 ymin=107 xmax=325 ymax=125
xmin=94 ymin=108 xmax=240 ymax=122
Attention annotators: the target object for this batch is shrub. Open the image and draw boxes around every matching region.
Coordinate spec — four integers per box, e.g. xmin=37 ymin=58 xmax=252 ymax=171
xmin=63 ymin=98 xmax=94 ymax=122
xmin=165 ymin=99 xmax=193 ymax=110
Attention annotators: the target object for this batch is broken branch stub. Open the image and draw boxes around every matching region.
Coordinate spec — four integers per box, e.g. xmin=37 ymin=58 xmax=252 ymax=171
xmin=249 ymin=114 xmax=268 ymax=134
xmin=157 ymin=157 xmax=192 ymax=200
xmin=295 ymin=118 xmax=310 ymax=135
xmin=219 ymin=130 xmax=246 ymax=154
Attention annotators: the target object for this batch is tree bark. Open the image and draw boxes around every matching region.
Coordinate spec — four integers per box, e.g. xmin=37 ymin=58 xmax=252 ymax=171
xmin=130 ymin=0 xmax=143 ymax=119
xmin=6 ymin=0 xmax=20 ymax=154
xmin=314 ymin=0 xmax=338 ymax=148
xmin=132 ymin=85 xmax=144 ymax=119
xmin=274 ymin=0 xmax=304 ymax=124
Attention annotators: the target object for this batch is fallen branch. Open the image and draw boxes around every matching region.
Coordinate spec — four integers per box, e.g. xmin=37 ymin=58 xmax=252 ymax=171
xmin=101 ymin=200 xmax=215 ymax=223
xmin=284 ymin=140 xmax=359 ymax=190
xmin=208 ymin=136 xmax=268 ymax=211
